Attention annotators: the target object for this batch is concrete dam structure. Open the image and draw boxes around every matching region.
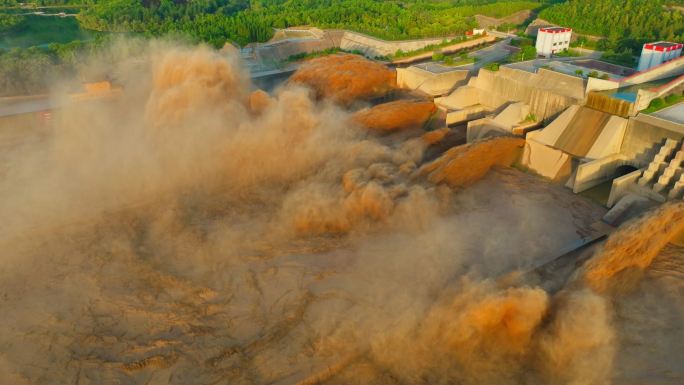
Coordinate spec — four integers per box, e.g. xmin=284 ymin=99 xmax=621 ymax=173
xmin=395 ymin=63 xmax=470 ymax=97
xmin=434 ymin=66 xmax=585 ymax=125
xmin=521 ymin=105 xmax=628 ymax=184
xmin=519 ymin=99 xmax=684 ymax=211
xmin=241 ymin=27 xmax=493 ymax=72
xmin=585 ymin=91 xmax=633 ymax=118
xmin=415 ymin=54 xmax=684 ymax=212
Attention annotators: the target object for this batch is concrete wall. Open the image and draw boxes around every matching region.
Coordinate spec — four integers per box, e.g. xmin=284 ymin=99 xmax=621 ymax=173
xmin=620 ymin=56 xmax=684 ymax=86
xmin=419 ymin=70 xmax=469 ymax=96
xmin=620 ymin=114 xmax=684 ymax=162
xmin=249 ymin=28 xmax=468 ymax=64
xmin=606 ymin=170 xmax=644 ymax=207
xmin=390 ymin=35 xmax=496 ymax=64
xmin=254 ymin=37 xmax=337 ymax=63
xmin=492 ymin=102 xmax=529 ymax=127
xmin=435 ymin=86 xmax=480 ymax=109
xmin=533 ymin=104 xmax=577 ymax=146
xmin=634 ymin=74 xmax=684 ymax=111
xmin=520 ymin=137 xmax=573 ymax=182
xmin=396 ymin=67 xmax=469 ymax=96
xmin=436 ymin=66 xmax=584 ymax=126
xmin=340 ymin=31 xmax=452 ymax=57
xmin=585 ymin=115 xmax=628 ymax=159
xmin=573 ymin=153 xmax=627 ymax=193
xmin=475 ymin=10 xmax=534 ymax=29
xmin=470 ymin=68 xmax=583 ymax=120
xmin=585 ymin=92 xmax=634 ymax=117
xmin=467 ymin=119 xmax=510 ymax=142
xmin=445 ymin=105 xmax=488 ymax=125
xmin=585 ymin=77 xmax=620 ymax=95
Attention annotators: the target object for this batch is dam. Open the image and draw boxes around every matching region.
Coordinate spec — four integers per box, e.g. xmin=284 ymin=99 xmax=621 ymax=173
xmin=1 ymin=38 xmax=684 ymax=385
xmin=396 ymin=51 xmax=684 ymax=213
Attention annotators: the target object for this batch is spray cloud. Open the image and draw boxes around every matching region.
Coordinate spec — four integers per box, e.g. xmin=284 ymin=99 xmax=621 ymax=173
xmin=0 ymin=40 xmax=675 ymax=385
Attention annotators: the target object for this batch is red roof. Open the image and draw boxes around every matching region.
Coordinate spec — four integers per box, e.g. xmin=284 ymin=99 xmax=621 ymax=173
xmin=539 ymin=27 xmax=571 ymax=34
xmin=644 ymin=42 xmax=683 ymax=52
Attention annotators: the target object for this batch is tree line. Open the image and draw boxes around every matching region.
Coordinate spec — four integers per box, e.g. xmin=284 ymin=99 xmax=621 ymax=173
xmin=73 ymin=0 xmax=542 ymax=47
xmin=539 ymin=0 xmax=684 ymax=59
xmin=0 ymin=13 xmax=23 ymax=31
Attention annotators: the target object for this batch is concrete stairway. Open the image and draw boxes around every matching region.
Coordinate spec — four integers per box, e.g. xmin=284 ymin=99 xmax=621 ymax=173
xmin=636 ymin=138 xmax=684 ymax=199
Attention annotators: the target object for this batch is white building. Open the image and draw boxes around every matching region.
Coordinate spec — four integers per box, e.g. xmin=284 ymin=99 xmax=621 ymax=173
xmin=535 ymin=27 xmax=572 ymax=58
xmin=637 ymin=42 xmax=683 ymax=72
xmin=466 ymin=28 xmax=485 ymax=36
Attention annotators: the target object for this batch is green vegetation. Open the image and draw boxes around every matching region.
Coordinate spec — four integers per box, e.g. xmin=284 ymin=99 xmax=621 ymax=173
xmin=508 ymin=36 xmax=533 ymax=47
xmin=0 ymin=14 xmax=101 ymax=48
xmin=0 ymin=35 xmax=132 ymax=96
xmin=573 ymin=69 xmax=611 ymax=79
xmin=432 ymin=51 xmax=446 ymax=61
xmin=599 ymin=50 xmax=637 ymax=68
xmin=540 ymin=0 xmax=684 ymax=65
xmin=391 ymin=35 xmax=489 ymax=60
xmin=506 ymin=36 xmax=536 ymax=62
xmin=554 ymin=48 xmax=580 ymax=57
xmin=0 ymin=1 xmax=545 ymax=53
xmin=71 ymin=0 xmax=543 ymax=47
xmin=286 ymin=47 xmax=364 ymax=62
xmin=440 ymin=52 xmax=477 ymax=66
xmin=0 ymin=41 xmax=84 ymax=95
xmin=643 ymin=92 xmax=684 ymax=114
xmin=483 ymin=62 xmax=500 ymax=71
xmin=495 ymin=22 xmax=519 ymax=33
xmin=569 ymin=35 xmax=596 ymax=50
xmin=0 ymin=13 xmax=23 ymax=31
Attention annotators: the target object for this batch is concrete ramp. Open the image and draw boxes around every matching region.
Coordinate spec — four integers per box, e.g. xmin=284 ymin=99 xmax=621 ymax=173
xmin=533 ymin=105 xmax=626 ymax=160
xmin=396 ymin=65 xmax=469 ymax=97
xmin=556 ymin=107 xmax=611 ymax=157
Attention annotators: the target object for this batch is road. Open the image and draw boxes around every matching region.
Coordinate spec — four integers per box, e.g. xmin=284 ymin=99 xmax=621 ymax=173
xmin=463 ymin=38 xmax=515 ymax=71
xmin=652 ymin=102 xmax=684 ymax=125
xmin=504 ymin=52 xmax=603 ymax=74
xmin=0 ymin=97 xmax=53 ymax=118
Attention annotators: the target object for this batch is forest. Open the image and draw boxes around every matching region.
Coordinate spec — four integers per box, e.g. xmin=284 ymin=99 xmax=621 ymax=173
xmin=2 ymin=0 xmax=684 ymax=96
xmin=2 ymin=0 xmax=683 ymax=51
xmin=0 ymin=39 xmax=106 ymax=96
xmin=540 ymin=0 xmax=684 ymax=58
xmin=73 ymin=0 xmax=542 ymax=46
xmin=0 ymin=13 xmax=23 ymax=32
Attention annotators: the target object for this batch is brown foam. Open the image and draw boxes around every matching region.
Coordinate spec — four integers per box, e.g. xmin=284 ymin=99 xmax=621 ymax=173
xmin=352 ymin=100 xmax=436 ymax=133
xmin=289 ymin=54 xmax=396 ymax=105
xmin=419 ymin=136 xmax=525 ymax=188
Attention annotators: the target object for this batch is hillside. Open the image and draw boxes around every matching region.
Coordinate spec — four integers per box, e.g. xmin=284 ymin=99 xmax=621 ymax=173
xmin=539 ymin=0 xmax=684 ymax=56
xmin=72 ymin=0 xmax=543 ymax=46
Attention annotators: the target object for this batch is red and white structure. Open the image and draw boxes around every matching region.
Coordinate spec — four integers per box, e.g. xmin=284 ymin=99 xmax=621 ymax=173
xmin=637 ymin=42 xmax=683 ymax=72
xmin=535 ymin=27 xmax=572 ymax=58
xmin=466 ymin=28 xmax=485 ymax=36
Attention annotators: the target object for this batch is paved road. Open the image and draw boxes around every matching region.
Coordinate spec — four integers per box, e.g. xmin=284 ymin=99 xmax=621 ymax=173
xmin=0 ymin=97 xmax=53 ymax=118
xmin=466 ymin=39 xmax=515 ymax=70
xmin=504 ymin=54 xmax=603 ymax=74
xmin=653 ymin=102 xmax=684 ymax=125
xmin=450 ymin=39 xmax=601 ymax=73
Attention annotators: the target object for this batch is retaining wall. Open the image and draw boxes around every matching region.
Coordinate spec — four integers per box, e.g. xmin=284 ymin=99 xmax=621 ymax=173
xmin=620 ymin=114 xmax=684 ymax=163
xmin=573 ymin=153 xmax=627 ymax=193
xmin=634 ymin=74 xmax=684 ymax=112
xmin=619 ymin=56 xmax=684 ymax=86
xmin=472 ymin=67 xmax=584 ymax=120
xmin=396 ymin=67 xmax=469 ymax=96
